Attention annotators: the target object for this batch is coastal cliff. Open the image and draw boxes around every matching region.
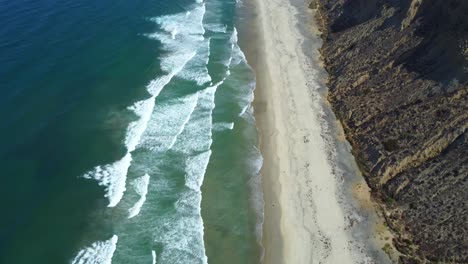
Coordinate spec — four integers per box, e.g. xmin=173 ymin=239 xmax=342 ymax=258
xmin=310 ymin=0 xmax=468 ymax=263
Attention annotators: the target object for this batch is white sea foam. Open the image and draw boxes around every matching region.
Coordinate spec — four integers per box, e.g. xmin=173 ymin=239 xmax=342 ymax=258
xmin=126 ymin=99 xmax=155 ymax=152
xmin=151 ymin=168 xmax=210 ymax=263
xmin=148 ymin=52 xmax=197 ymax=96
xmin=214 ymin=29 xmax=237 ymax=69
xmin=153 ymin=214 xmax=207 ymax=264
xmin=185 ymin=150 xmax=212 ymax=191
xmin=152 ymin=4 xmax=205 ymax=38
xmin=213 ymin=122 xmax=235 ymax=131
xmin=171 ymin=83 xmax=220 ymax=154
xmin=167 ymin=94 xmax=200 ymax=150
xmin=176 ymin=38 xmax=212 ymax=85
xmin=151 ymin=79 xmax=221 ymax=264
xmin=83 ymin=153 xmax=132 ymax=208
xmin=230 ymin=29 xmax=247 ymax=66
xmin=149 ymin=3 xmax=205 ymax=48
xmin=224 ymin=27 xmax=257 ymax=120
xmin=71 ymin=235 xmax=118 ymax=264
xmin=128 ymin=174 xmax=150 ymax=218
xmin=152 ymin=250 xmax=156 ymax=264
xmin=147 ymin=3 xmax=211 ymax=86
xmin=139 ymin=92 xmax=199 ymax=153
xmin=205 ymin=23 xmax=227 ymax=33
xmin=150 ymin=150 xmax=212 ymax=263
xmin=239 ymin=104 xmax=249 ymax=116
xmin=229 ymin=27 xmax=238 ymax=44
xmin=170 ymin=28 xmax=177 ymax=39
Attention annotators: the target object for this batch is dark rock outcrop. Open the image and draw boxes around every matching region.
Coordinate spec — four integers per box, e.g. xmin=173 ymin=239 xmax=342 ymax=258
xmin=311 ymin=0 xmax=468 ymax=262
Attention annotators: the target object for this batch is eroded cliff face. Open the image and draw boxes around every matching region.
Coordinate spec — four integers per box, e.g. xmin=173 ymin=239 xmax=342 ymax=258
xmin=311 ymin=0 xmax=468 ymax=263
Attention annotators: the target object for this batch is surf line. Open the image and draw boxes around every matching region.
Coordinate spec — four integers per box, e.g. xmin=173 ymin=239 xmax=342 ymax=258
xmin=81 ymin=53 xmax=195 ymax=208
xmin=71 ymin=235 xmax=118 ymax=264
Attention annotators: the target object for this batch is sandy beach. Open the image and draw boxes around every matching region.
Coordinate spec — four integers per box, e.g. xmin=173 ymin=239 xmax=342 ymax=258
xmin=239 ymin=0 xmax=393 ymax=263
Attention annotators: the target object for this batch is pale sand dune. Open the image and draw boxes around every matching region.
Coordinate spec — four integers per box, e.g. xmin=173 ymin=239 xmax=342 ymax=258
xmin=248 ymin=0 xmax=376 ymax=263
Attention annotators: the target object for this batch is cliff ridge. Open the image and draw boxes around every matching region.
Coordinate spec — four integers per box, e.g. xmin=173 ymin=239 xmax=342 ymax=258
xmin=311 ymin=0 xmax=468 ymax=262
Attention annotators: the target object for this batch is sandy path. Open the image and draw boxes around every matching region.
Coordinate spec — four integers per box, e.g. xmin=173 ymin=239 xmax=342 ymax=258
xmin=250 ymin=0 xmax=363 ymax=263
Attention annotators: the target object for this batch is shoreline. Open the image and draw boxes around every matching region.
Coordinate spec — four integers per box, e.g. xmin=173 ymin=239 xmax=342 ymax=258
xmin=238 ymin=0 xmax=393 ymax=263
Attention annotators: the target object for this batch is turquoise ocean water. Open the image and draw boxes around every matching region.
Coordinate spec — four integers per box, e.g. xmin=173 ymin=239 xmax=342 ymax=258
xmin=0 ymin=0 xmax=263 ymax=263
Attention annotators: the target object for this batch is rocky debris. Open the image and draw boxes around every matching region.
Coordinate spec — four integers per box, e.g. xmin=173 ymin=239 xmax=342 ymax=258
xmin=311 ymin=0 xmax=468 ymax=263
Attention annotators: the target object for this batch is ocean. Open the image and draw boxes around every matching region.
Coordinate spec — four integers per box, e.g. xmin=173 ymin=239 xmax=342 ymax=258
xmin=0 ymin=0 xmax=263 ymax=263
